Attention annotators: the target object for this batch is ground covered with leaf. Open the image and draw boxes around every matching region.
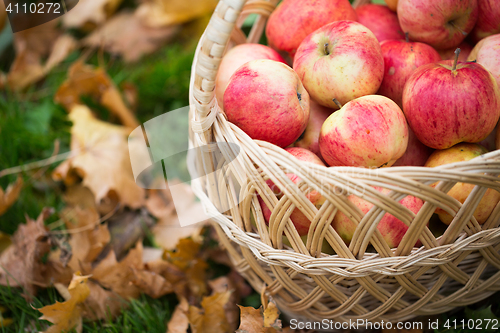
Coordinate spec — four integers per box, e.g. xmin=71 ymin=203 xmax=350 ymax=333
xmin=1 ymin=1 xmax=500 ymax=333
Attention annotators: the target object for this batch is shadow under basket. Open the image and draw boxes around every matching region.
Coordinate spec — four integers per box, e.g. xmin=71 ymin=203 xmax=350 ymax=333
xmin=188 ymin=0 xmax=500 ymax=323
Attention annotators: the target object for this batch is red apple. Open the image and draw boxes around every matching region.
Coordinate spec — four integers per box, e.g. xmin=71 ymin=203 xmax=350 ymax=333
xmin=332 ymin=186 xmax=424 ymax=248
xmin=223 ymin=60 xmax=309 ymax=148
xmin=378 ymin=36 xmax=441 ymax=107
xmin=319 ymin=95 xmax=408 ymax=168
xmin=293 ymin=21 xmax=384 ymax=109
xmin=437 ymin=41 xmax=473 ymax=61
xmin=425 ymin=143 xmax=500 ymax=224
xmin=215 ymin=44 xmax=285 ymax=107
xmin=402 ymin=51 xmax=500 ymax=149
xmin=294 ymin=100 xmax=334 ymax=157
xmin=266 ymin=0 xmax=357 ymax=59
xmin=468 ymin=34 xmax=500 ymax=88
xmin=397 ymin=0 xmax=478 ymax=50
xmin=355 ymin=4 xmax=404 ymax=42
xmin=258 ymin=147 xmax=326 ymax=236
xmin=470 ymin=0 xmax=500 ymax=42
xmin=393 ymin=128 xmax=434 ymax=166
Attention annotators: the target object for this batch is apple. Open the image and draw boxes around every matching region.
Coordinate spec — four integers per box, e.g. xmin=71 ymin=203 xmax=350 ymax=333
xmin=295 ymin=100 xmax=334 ymax=157
xmin=384 ymin=0 xmax=398 ymax=12
xmin=393 ymin=128 xmax=434 ymax=166
xmin=397 ymin=0 xmax=479 ymax=50
xmin=468 ymin=34 xmax=500 ymax=88
xmin=319 ymin=95 xmax=408 ymax=168
xmin=293 ymin=21 xmax=384 ymax=109
xmin=402 ymin=50 xmax=500 ymax=150
xmin=215 ymin=44 xmax=285 ymax=107
xmin=258 ymin=147 xmax=326 ymax=236
xmin=266 ymin=0 xmax=357 ymax=60
xmin=332 ymin=186 xmax=424 ymax=248
xmin=378 ymin=35 xmax=441 ymax=107
xmin=223 ymin=59 xmax=309 ymax=148
xmin=470 ymin=0 xmax=500 ymax=42
xmin=355 ymin=4 xmax=404 ymax=42
xmin=425 ymin=143 xmax=500 ymax=224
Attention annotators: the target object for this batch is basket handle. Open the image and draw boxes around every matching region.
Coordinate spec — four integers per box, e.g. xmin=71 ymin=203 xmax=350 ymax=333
xmin=190 ymin=0 xmax=369 ymax=127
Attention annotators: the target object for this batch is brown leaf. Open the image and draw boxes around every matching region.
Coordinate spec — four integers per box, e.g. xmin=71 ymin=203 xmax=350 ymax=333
xmin=44 ymin=35 xmax=78 ymax=73
xmin=62 ymin=0 xmax=124 ymax=30
xmin=188 ymin=291 xmax=232 ymax=333
xmin=36 ymin=272 xmax=91 ymax=333
xmin=0 ymin=208 xmax=52 ymax=298
xmin=136 ymin=0 xmax=218 ymax=28
xmin=208 ymin=277 xmax=240 ymax=332
xmin=263 ymin=301 xmax=281 ymax=329
xmin=132 ymin=258 xmax=185 ymax=299
xmin=236 ymin=299 xmax=282 ymax=333
xmin=81 ymin=280 xmax=125 ymax=321
xmin=54 ymin=61 xmax=139 ymax=128
xmin=167 ymin=297 xmax=190 ymax=333
xmin=53 ymin=105 xmax=145 ymax=208
xmin=84 ymin=12 xmax=179 ymax=63
xmin=0 ymin=176 xmax=23 ymax=216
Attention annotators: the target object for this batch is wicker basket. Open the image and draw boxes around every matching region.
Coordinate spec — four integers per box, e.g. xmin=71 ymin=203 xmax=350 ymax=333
xmin=188 ymin=0 xmax=500 ymax=323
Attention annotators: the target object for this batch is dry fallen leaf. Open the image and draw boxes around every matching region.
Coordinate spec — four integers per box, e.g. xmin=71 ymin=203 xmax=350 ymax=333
xmin=0 ymin=208 xmax=52 ymax=298
xmin=188 ymin=291 xmax=232 ymax=333
xmin=84 ymin=12 xmax=179 ymax=63
xmin=53 ymin=105 xmax=145 ymax=209
xmin=81 ymin=280 xmax=125 ymax=321
xmin=62 ymin=0 xmax=124 ymax=30
xmin=236 ymin=298 xmax=283 ymax=333
xmin=7 ymin=20 xmax=77 ymax=90
xmin=0 ymin=176 xmax=23 ymax=216
xmin=208 ymin=277 xmax=241 ymax=332
xmin=167 ymin=297 xmax=190 ymax=333
xmin=131 ymin=257 xmax=185 ymax=299
xmin=55 ymin=61 xmax=139 ymax=128
xmin=37 ymin=272 xmax=91 ymax=333
xmin=136 ymin=0 xmax=218 ymax=28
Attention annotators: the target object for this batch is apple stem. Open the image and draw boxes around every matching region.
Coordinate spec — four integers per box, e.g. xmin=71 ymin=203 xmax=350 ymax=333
xmin=332 ymin=98 xmax=342 ymax=109
xmin=405 ymin=32 xmax=409 ymax=43
xmin=452 ymin=48 xmax=461 ymax=71
xmin=324 ymin=43 xmax=330 ymax=55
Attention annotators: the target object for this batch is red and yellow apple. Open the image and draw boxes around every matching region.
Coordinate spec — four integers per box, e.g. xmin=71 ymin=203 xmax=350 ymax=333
xmin=378 ymin=37 xmax=441 ymax=107
xmin=332 ymin=186 xmax=424 ymax=248
xmin=468 ymin=34 xmax=500 ymax=88
xmin=355 ymin=4 xmax=404 ymax=42
xmin=215 ymin=43 xmax=285 ymax=106
xmin=319 ymin=95 xmax=408 ymax=168
xmin=258 ymin=147 xmax=326 ymax=236
xmin=265 ymin=0 xmax=357 ymax=59
xmin=293 ymin=21 xmax=384 ymax=109
xmin=295 ymin=100 xmax=333 ymax=157
xmin=402 ymin=54 xmax=500 ymax=149
xmin=425 ymin=143 xmax=500 ymax=224
xmin=223 ymin=59 xmax=310 ymax=148
xmin=470 ymin=0 xmax=500 ymax=42
xmin=397 ymin=0 xmax=478 ymax=50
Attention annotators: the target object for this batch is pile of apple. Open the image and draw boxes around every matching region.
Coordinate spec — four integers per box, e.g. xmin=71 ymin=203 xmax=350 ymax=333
xmin=215 ymin=0 xmax=500 ymax=249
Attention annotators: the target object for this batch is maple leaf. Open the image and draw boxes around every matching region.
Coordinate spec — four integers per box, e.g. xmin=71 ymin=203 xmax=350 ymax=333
xmin=62 ymin=0 xmax=124 ymax=30
xmin=166 ymin=238 xmax=208 ymax=298
xmin=0 ymin=176 xmax=23 ymax=216
xmin=0 ymin=208 xmax=52 ymax=298
xmin=136 ymin=0 xmax=218 ymax=28
xmin=37 ymin=272 xmax=91 ymax=333
xmin=236 ymin=298 xmax=283 ymax=333
xmin=188 ymin=291 xmax=232 ymax=333
xmin=84 ymin=12 xmax=179 ymax=63
xmin=53 ymin=105 xmax=145 ymax=209
xmin=54 ymin=61 xmax=139 ymax=128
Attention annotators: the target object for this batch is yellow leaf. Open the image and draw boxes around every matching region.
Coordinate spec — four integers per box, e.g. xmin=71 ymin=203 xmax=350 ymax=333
xmin=37 ymin=272 xmax=91 ymax=333
xmin=0 ymin=176 xmax=22 ymax=216
xmin=236 ymin=298 xmax=282 ymax=333
xmin=188 ymin=291 xmax=232 ymax=333
xmin=135 ymin=0 xmax=218 ymax=28
xmin=52 ymin=105 xmax=145 ymax=208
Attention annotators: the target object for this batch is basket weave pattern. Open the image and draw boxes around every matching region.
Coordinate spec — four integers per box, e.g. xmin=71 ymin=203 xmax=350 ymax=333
xmin=188 ymin=0 xmax=500 ymax=322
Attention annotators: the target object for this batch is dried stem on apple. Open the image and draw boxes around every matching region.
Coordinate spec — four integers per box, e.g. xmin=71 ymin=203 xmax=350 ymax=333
xmin=452 ymin=48 xmax=461 ymax=71
xmin=332 ymin=98 xmax=343 ymax=109
xmin=324 ymin=43 xmax=330 ymax=55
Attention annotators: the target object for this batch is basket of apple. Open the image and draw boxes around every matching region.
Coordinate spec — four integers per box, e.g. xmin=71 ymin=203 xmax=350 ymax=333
xmin=188 ymin=0 xmax=500 ymax=323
